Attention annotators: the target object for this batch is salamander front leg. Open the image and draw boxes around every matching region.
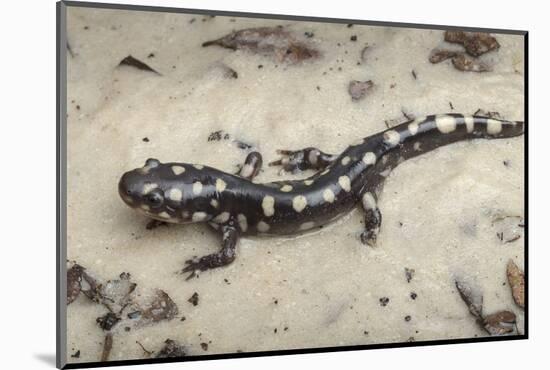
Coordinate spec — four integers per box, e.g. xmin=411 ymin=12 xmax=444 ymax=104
xmin=360 ymin=192 xmax=382 ymax=247
xmin=181 ymin=225 xmax=238 ymax=280
xmin=238 ymin=151 xmax=263 ymax=180
xmin=269 ymin=147 xmax=336 ymax=173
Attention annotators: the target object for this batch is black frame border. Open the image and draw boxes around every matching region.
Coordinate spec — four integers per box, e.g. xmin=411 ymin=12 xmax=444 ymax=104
xmin=56 ymin=1 xmax=528 ymax=369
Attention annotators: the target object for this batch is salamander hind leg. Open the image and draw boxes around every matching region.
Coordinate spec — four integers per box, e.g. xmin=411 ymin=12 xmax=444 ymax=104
xmin=238 ymin=151 xmax=263 ymax=180
xmin=269 ymin=147 xmax=336 ymax=173
xmin=181 ymin=224 xmax=238 ymax=280
xmin=360 ymin=192 xmax=382 ymax=247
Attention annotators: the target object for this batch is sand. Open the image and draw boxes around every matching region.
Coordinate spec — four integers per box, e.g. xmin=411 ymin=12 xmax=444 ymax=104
xmin=65 ymin=6 xmax=524 ymax=363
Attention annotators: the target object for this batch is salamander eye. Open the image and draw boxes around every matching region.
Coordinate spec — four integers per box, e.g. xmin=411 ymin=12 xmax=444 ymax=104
xmin=145 ymin=189 xmax=164 ymax=208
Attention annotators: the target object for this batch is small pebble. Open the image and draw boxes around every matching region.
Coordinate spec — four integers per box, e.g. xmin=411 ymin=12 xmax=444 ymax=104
xmin=188 ymin=292 xmax=199 ymax=306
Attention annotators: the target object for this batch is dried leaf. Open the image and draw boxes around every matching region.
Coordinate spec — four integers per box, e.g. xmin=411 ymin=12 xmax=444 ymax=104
xmin=444 ymin=31 xmax=500 ymax=57
xmin=155 ymin=339 xmax=186 ymax=358
xmin=67 ymin=264 xmax=85 ymax=305
xmin=202 ymin=26 xmax=320 ymax=64
xmin=68 ymin=263 xmax=179 ymax=339
xmin=455 ymin=279 xmax=483 ymax=318
xmin=80 ymin=269 xmax=101 ymax=301
xmin=140 ymin=290 xmax=179 ymax=323
xmin=451 ymin=54 xmax=492 ymax=72
xmin=118 ymin=55 xmax=160 ymax=74
xmin=429 ymin=49 xmax=460 ymax=64
xmin=481 ymin=311 xmax=517 ymax=336
xmin=348 ymin=80 xmax=374 ymax=101
xmin=507 ymin=260 xmax=525 ymax=308
xmin=96 ymin=275 xmax=137 ymax=313
xmin=203 ymin=26 xmax=287 ymax=49
xmin=444 ymin=31 xmax=468 ymax=43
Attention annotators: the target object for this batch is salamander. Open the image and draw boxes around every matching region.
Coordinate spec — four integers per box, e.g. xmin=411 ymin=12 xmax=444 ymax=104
xmin=118 ymin=114 xmax=524 ymax=279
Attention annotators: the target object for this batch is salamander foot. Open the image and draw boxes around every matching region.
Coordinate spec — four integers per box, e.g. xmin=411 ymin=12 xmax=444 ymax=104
xmin=360 ymin=229 xmax=378 ymax=247
xmin=180 ymin=225 xmax=238 ymax=280
xmin=360 ymin=198 xmax=382 ymax=247
xmin=181 ymin=252 xmax=236 ymax=280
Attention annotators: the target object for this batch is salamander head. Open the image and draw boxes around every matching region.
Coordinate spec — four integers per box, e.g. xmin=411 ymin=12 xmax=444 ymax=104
xmin=118 ymin=158 xmax=217 ymax=224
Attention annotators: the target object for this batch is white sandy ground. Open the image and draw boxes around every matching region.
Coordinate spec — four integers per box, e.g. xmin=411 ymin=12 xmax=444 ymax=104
xmin=65 ymin=7 xmax=524 ymax=364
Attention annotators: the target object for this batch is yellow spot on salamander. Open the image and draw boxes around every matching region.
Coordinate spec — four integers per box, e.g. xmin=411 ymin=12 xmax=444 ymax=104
xmin=168 ymin=188 xmax=182 ymax=202
xmin=262 ymin=196 xmax=275 ymax=217
xmin=338 ymin=176 xmax=351 ymax=192
xmin=323 ymin=188 xmax=335 ymax=203
xmin=192 ymin=182 xmax=203 ymax=195
xmin=216 ymin=178 xmax=227 ymax=192
xmin=292 ymin=195 xmax=307 ymax=212
xmin=171 ymin=165 xmax=186 ymax=175
xmin=280 ymin=184 xmax=293 ymax=192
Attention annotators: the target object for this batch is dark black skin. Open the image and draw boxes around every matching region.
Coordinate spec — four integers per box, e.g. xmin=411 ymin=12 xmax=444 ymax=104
xmin=119 ymin=114 xmax=524 ymax=280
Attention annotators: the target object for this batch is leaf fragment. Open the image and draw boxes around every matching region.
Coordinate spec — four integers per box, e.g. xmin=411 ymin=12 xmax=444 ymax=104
xmin=118 ymin=55 xmax=160 ymax=74
xmin=444 ymin=31 xmax=500 ymax=57
xmin=507 ymin=259 xmax=525 ymax=308
xmin=67 ymin=264 xmax=85 ymax=305
xmin=140 ymin=290 xmax=179 ymax=323
xmin=481 ymin=311 xmax=517 ymax=336
xmin=429 ymin=49 xmax=460 ymax=64
xmin=202 ymin=26 xmax=320 ymax=63
xmin=451 ymin=54 xmax=492 ymax=72
xmin=455 ymin=279 xmax=483 ymax=318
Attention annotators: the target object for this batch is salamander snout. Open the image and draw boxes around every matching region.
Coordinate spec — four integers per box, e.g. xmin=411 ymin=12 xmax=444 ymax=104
xmin=118 ymin=170 xmax=142 ymax=207
xmin=118 ymin=158 xmax=163 ymax=207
